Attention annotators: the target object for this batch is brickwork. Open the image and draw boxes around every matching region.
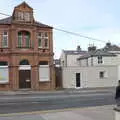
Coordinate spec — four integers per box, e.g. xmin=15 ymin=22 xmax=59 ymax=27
xmin=0 ymin=2 xmax=55 ymax=91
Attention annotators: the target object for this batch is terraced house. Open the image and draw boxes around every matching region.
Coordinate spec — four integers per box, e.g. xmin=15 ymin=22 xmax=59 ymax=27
xmin=0 ymin=2 xmax=55 ymax=90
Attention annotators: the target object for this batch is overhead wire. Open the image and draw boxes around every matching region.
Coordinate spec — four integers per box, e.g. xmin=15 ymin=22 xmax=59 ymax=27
xmin=0 ymin=12 xmax=107 ymax=43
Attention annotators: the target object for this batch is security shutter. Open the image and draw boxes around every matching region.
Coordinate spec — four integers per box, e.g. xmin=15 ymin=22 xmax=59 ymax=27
xmin=39 ymin=65 xmax=50 ymax=81
xmin=0 ymin=66 xmax=9 ymax=83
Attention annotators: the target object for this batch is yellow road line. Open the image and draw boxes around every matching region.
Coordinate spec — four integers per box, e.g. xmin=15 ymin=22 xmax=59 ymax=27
xmin=0 ymin=105 xmax=114 ymax=117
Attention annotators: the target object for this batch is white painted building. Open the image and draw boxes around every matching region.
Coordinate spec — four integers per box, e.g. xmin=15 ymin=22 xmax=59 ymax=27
xmin=60 ymin=43 xmax=120 ymax=88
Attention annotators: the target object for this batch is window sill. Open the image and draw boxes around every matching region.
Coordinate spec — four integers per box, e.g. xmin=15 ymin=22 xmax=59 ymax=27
xmin=0 ymin=47 xmax=9 ymax=49
xmin=100 ymin=77 xmax=108 ymax=79
xmin=0 ymin=82 xmax=9 ymax=84
xmin=38 ymin=47 xmax=49 ymax=49
xmin=16 ymin=47 xmax=33 ymax=49
xmin=39 ymin=80 xmax=50 ymax=82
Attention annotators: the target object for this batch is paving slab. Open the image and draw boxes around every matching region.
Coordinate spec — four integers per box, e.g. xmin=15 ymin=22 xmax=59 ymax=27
xmin=0 ymin=105 xmax=115 ymax=120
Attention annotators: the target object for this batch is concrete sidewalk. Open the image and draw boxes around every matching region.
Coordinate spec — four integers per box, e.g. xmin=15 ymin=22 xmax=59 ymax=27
xmin=0 ymin=105 xmax=115 ymax=120
xmin=0 ymin=87 xmax=116 ymax=96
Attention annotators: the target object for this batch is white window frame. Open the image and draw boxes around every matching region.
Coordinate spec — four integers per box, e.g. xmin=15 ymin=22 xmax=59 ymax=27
xmin=38 ymin=32 xmax=49 ymax=48
xmin=38 ymin=32 xmax=42 ymax=48
xmin=99 ymin=71 xmax=107 ymax=79
xmin=18 ymin=32 xmax=22 ymax=47
xmin=98 ymin=56 xmax=103 ymax=64
xmin=44 ymin=32 xmax=49 ymax=48
xmin=39 ymin=65 xmax=50 ymax=82
xmin=18 ymin=12 xmax=24 ymax=21
xmin=2 ymin=31 xmax=8 ymax=48
xmin=24 ymin=12 xmax=30 ymax=22
xmin=0 ymin=66 xmax=9 ymax=84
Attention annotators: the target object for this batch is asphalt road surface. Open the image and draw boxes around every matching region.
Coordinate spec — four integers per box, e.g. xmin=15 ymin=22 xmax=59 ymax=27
xmin=0 ymin=91 xmax=116 ymax=114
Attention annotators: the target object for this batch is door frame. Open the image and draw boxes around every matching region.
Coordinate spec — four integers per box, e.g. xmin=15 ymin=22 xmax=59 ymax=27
xmin=75 ymin=72 xmax=81 ymax=89
xmin=19 ymin=65 xmax=31 ymax=89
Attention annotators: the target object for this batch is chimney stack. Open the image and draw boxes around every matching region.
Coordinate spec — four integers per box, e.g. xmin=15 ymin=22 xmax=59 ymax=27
xmin=77 ymin=45 xmax=81 ymax=51
xmin=88 ymin=44 xmax=96 ymax=52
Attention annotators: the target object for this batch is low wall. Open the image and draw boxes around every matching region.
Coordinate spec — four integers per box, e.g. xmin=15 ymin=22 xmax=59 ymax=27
xmin=114 ymin=107 xmax=120 ymax=120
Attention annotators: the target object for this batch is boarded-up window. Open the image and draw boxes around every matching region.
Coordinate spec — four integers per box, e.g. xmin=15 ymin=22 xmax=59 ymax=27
xmin=39 ymin=65 xmax=50 ymax=82
xmin=0 ymin=66 xmax=9 ymax=83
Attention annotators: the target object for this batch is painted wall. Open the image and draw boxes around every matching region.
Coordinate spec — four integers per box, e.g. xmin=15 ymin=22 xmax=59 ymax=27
xmin=62 ymin=66 xmax=118 ymax=88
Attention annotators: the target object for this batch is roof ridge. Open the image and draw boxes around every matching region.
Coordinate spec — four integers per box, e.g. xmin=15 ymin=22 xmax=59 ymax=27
xmin=15 ymin=1 xmax=33 ymax=10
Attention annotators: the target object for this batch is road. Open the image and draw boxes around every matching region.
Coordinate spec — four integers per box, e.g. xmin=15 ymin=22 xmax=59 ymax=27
xmin=0 ymin=90 xmax=116 ymax=114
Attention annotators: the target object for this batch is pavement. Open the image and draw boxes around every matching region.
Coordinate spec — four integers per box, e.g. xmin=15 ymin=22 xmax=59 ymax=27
xmin=0 ymin=87 xmax=116 ymax=96
xmin=0 ymin=105 xmax=115 ymax=120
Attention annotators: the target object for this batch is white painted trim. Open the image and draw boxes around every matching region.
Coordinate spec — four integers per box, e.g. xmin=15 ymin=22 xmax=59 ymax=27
xmin=75 ymin=87 xmax=81 ymax=89
xmin=0 ymin=66 xmax=8 ymax=68
xmin=19 ymin=65 xmax=31 ymax=70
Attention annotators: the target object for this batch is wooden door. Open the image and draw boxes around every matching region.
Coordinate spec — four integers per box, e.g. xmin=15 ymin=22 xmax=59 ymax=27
xmin=19 ymin=70 xmax=31 ymax=88
xmin=76 ymin=73 xmax=80 ymax=87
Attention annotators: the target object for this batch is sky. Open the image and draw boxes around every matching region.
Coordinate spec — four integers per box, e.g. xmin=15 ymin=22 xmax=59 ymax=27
xmin=0 ymin=0 xmax=120 ymax=58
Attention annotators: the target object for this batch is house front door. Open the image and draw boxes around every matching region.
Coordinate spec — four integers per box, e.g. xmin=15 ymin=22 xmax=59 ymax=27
xmin=19 ymin=70 xmax=31 ymax=89
xmin=76 ymin=73 xmax=81 ymax=88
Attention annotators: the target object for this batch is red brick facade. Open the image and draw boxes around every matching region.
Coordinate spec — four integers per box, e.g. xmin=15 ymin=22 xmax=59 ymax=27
xmin=0 ymin=2 xmax=55 ymax=90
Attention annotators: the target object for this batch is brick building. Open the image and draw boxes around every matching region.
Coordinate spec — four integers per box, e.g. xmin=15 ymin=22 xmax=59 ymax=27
xmin=0 ymin=2 xmax=55 ymax=90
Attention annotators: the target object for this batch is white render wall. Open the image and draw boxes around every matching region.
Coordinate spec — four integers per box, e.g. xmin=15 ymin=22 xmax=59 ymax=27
xmin=66 ymin=54 xmax=81 ymax=66
xmin=62 ymin=66 xmax=118 ymax=88
xmin=87 ymin=55 xmax=120 ymax=67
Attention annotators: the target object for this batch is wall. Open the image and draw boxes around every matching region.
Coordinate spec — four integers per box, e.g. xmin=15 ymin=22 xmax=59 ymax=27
xmin=87 ymin=56 xmax=120 ymax=67
xmin=62 ymin=66 xmax=118 ymax=88
xmin=66 ymin=54 xmax=81 ymax=66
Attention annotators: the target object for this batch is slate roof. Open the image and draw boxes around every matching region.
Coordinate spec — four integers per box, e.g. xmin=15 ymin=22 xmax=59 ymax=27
xmin=15 ymin=1 xmax=33 ymax=10
xmin=0 ymin=16 xmax=52 ymax=28
xmin=90 ymin=50 xmax=116 ymax=56
xmin=103 ymin=45 xmax=120 ymax=51
xmin=0 ymin=17 xmax=12 ymax=25
xmin=63 ymin=50 xmax=87 ymax=55
xmin=77 ymin=49 xmax=116 ymax=60
xmin=34 ymin=21 xmax=52 ymax=28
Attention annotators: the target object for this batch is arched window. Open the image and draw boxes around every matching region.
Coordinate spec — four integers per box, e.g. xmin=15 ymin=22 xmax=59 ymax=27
xmin=20 ymin=60 xmax=29 ymax=65
xmin=18 ymin=31 xmax=30 ymax=48
xmin=39 ymin=61 xmax=48 ymax=65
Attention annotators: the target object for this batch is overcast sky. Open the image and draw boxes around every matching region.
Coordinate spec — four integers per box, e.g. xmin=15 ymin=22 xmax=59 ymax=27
xmin=0 ymin=0 xmax=120 ymax=58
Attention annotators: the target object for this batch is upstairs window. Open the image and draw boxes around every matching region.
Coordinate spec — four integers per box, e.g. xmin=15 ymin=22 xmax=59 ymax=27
xmin=2 ymin=32 xmax=8 ymax=48
xmin=16 ymin=12 xmax=31 ymax=22
xmin=18 ymin=32 xmax=22 ymax=47
xmin=38 ymin=32 xmax=49 ymax=48
xmin=38 ymin=32 xmax=42 ymax=48
xmin=17 ymin=12 xmax=24 ymax=21
xmin=98 ymin=56 xmax=103 ymax=64
xmin=44 ymin=39 xmax=48 ymax=48
xmin=24 ymin=12 xmax=30 ymax=22
xmin=18 ymin=31 xmax=30 ymax=48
